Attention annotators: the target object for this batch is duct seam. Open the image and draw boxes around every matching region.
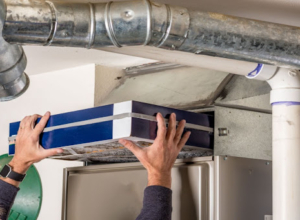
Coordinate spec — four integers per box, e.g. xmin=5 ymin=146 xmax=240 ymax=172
xmin=157 ymin=4 xmax=171 ymax=48
xmin=0 ymin=50 xmax=23 ymax=74
xmin=104 ymin=2 xmax=121 ymax=47
xmin=45 ymin=1 xmax=57 ymax=46
xmin=178 ymin=10 xmax=190 ymax=50
xmin=0 ymin=48 xmax=24 ymax=76
xmin=0 ymin=73 xmax=30 ymax=102
xmin=144 ymin=0 xmax=152 ymax=45
xmin=87 ymin=3 xmax=95 ymax=49
xmin=1 ymin=72 xmax=26 ymax=90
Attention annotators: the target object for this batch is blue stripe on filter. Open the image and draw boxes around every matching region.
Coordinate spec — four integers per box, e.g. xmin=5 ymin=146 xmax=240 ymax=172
xmin=9 ymin=121 xmax=113 ymax=154
xmin=130 ymin=118 xmax=213 ymax=150
xmin=272 ymin=102 xmax=300 ymax=106
xmin=131 ymin=101 xmax=214 ymax=128
xmin=9 ymin=144 xmax=15 ymax=155
xmin=41 ymin=121 xmax=113 ymax=149
xmin=9 ymin=104 xmax=114 ymax=136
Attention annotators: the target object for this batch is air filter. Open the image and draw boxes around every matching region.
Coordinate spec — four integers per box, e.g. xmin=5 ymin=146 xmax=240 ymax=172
xmin=8 ymin=101 xmax=214 ymax=162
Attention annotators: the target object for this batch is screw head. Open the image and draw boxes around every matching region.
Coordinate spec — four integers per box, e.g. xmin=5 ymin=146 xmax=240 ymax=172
xmin=288 ymin=70 xmax=299 ymax=77
xmin=123 ymin=10 xmax=134 ymax=20
xmin=61 ymin=31 xmax=69 ymax=37
xmin=218 ymin=128 xmax=228 ymax=136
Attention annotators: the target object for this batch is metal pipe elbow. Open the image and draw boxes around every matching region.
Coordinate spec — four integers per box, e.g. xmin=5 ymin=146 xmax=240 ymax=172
xmin=0 ymin=0 xmax=28 ymax=101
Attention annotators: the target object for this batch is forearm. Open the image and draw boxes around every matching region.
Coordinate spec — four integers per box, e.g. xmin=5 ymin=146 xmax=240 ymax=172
xmin=136 ymin=172 xmax=173 ymax=220
xmin=0 ymin=159 xmax=28 ymax=220
xmin=136 ymin=186 xmax=172 ymax=220
xmin=147 ymin=171 xmax=172 ymax=189
xmin=0 ymin=179 xmax=19 ymax=220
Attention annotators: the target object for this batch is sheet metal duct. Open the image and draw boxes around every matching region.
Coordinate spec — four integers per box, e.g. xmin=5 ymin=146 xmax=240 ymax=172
xmin=1 ymin=0 xmax=300 ymax=101
xmin=3 ymin=0 xmax=300 ymax=68
xmin=0 ymin=0 xmax=28 ymax=101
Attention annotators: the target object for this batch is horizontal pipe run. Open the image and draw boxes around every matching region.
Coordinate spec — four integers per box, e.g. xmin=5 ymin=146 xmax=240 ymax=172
xmin=3 ymin=0 xmax=300 ymax=70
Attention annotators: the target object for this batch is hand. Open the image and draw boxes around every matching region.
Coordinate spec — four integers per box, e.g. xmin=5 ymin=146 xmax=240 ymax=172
xmin=119 ymin=113 xmax=191 ymax=189
xmin=9 ymin=112 xmax=63 ymax=175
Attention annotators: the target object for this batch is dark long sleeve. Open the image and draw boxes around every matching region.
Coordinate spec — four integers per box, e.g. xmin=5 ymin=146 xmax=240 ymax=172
xmin=136 ymin=185 xmax=172 ymax=220
xmin=0 ymin=179 xmax=19 ymax=220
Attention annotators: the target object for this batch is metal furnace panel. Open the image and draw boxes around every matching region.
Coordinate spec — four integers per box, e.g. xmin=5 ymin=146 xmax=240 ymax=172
xmin=63 ymin=157 xmax=214 ymax=220
xmin=215 ymin=156 xmax=272 ymax=220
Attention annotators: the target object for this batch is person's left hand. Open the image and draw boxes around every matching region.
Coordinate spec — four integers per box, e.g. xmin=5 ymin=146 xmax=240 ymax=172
xmin=119 ymin=113 xmax=190 ymax=189
xmin=9 ymin=112 xmax=63 ymax=174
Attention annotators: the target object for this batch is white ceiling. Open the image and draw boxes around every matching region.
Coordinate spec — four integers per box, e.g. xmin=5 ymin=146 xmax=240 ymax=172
xmin=23 ymin=0 xmax=300 ymax=75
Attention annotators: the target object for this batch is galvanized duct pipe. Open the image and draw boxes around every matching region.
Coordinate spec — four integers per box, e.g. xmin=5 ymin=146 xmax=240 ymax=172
xmin=0 ymin=0 xmax=28 ymax=101
xmin=2 ymin=0 xmax=300 ymax=70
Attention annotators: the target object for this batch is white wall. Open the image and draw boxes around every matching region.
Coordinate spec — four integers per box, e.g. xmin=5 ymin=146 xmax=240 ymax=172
xmin=0 ymin=64 xmax=96 ymax=219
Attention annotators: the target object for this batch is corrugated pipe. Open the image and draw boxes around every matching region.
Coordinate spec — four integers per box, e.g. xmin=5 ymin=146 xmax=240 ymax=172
xmin=2 ymin=0 xmax=300 ymax=101
xmin=0 ymin=0 xmax=28 ymax=101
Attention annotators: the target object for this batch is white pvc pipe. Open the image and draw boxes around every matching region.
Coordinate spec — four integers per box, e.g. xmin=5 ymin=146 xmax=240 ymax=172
xmin=272 ymin=103 xmax=300 ymax=220
xmin=267 ymin=68 xmax=300 ymax=220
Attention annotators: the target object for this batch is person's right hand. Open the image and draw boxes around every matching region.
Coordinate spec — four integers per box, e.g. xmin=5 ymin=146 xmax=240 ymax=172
xmin=9 ymin=112 xmax=63 ymax=175
xmin=119 ymin=113 xmax=191 ymax=189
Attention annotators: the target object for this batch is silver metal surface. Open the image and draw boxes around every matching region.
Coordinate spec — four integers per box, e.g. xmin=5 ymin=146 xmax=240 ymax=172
xmin=3 ymin=0 xmax=300 ymax=68
xmin=0 ymin=0 xmax=29 ymax=101
xmin=62 ymin=156 xmax=272 ymax=220
xmin=215 ymin=75 xmax=272 ymax=113
xmin=87 ymin=3 xmax=95 ymax=49
xmin=214 ymin=106 xmax=272 ymax=160
xmin=179 ymin=11 xmax=300 ymax=68
xmin=214 ymin=156 xmax=272 ymax=220
xmin=62 ymin=156 xmax=214 ymax=220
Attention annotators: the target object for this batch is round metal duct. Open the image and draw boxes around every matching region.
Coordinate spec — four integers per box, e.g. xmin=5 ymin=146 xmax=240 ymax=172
xmin=0 ymin=0 xmax=29 ymax=102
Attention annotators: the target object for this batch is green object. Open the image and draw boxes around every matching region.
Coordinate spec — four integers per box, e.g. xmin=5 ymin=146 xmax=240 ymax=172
xmin=0 ymin=154 xmax=42 ymax=220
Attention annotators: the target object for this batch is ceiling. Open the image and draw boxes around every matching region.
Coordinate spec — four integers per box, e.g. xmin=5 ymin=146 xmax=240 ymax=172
xmin=22 ymin=0 xmax=300 ymax=75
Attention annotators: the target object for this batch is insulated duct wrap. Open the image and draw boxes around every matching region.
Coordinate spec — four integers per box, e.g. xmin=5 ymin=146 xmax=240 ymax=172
xmin=0 ymin=0 xmax=28 ymax=101
xmin=4 ymin=0 xmax=300 ymax=69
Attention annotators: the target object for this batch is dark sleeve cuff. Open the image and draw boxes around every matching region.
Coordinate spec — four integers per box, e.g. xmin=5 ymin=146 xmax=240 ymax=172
xmin=0 ymin=179 xmax=19 ymax=203
xmin=136 ymin=185 xmax=172 ymax=220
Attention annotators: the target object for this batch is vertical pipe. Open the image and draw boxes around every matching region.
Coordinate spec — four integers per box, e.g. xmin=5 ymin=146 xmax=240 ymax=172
xmin=272 ymin=103 xmax=300 ymax=220
xmin=0 ymin=0 xmax=29 ymax=101
xmin=267 ymin=68 xmax=300 ymax=220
